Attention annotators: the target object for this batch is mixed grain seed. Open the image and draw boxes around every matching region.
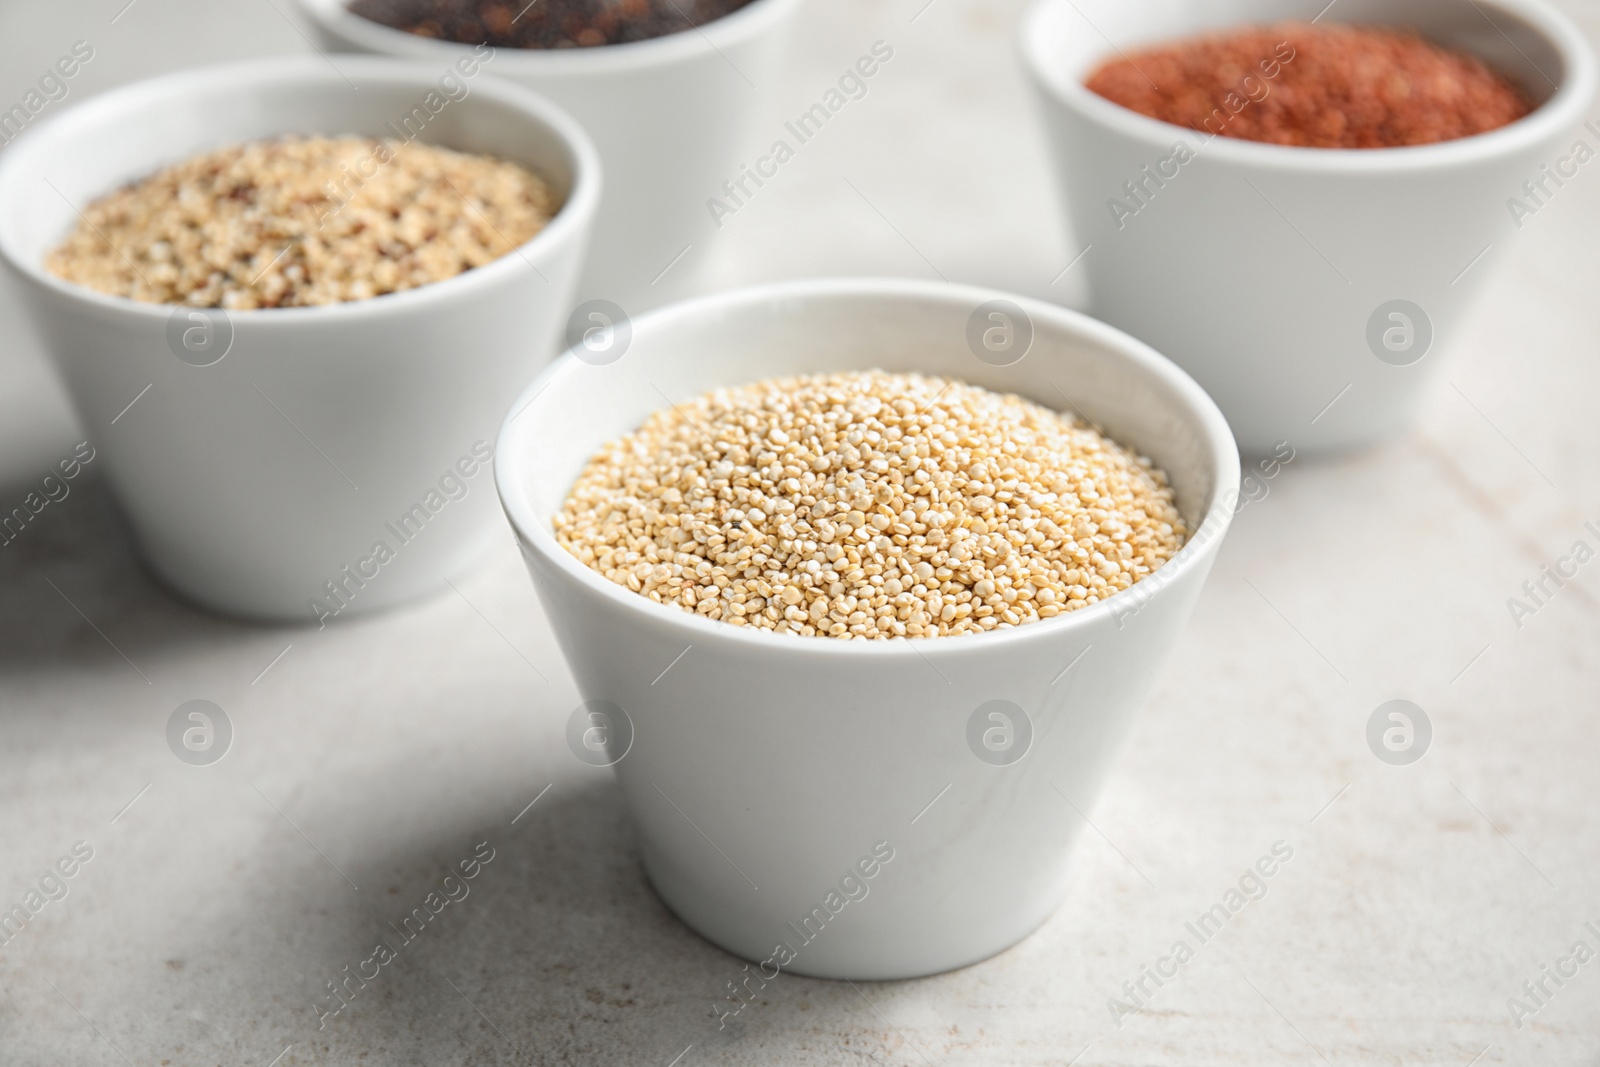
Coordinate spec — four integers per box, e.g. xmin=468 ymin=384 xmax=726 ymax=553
xmin=1085 ymin=22 xmax=1533 ymax=149
xmin=555 ymin=371 xmax=1188 ymax=639
xmin=46 ymin=135 xmax=558 ymax=309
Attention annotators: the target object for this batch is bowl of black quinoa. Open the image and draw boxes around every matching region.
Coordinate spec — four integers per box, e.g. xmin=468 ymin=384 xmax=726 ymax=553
xmin=345 ymin=0 xmax=762 ymax=50
xmin=295 ymin=0 xmax=804 ymax=313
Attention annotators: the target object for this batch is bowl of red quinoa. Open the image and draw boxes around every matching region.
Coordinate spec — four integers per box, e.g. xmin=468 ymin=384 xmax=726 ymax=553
xmin=494 ymin=277 xmax=1241 ymax=978
xmin=1021 ymin=0 xmax=1597 ymax=455
xmin=0 ymin=56 xmax=599 ymax=620
xmin=292 ymin=0 xmax=803 ymax=314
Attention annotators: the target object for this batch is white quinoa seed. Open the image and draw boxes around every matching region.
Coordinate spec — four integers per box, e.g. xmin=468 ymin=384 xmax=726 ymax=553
xmin=554 ymin=371 xmax=1188 ymax=640
xmin=45 ymin=135 xmax=558 ymax=309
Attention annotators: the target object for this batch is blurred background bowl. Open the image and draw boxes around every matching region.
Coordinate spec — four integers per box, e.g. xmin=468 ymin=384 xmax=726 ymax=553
xmin=0 ymin=55 xmax=599 ymax=620
xmin=295 ymin=0 xmax=803 ymax=316
xmin=1022 ymin=0 xmax=1598 ymax=456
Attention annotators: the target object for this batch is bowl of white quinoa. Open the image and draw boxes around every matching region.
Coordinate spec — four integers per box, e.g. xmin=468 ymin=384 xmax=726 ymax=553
xmin=495 ymin=277 xmax=1240 ymax=980
xmin=0 ymin=56 xmax=599 ymax=620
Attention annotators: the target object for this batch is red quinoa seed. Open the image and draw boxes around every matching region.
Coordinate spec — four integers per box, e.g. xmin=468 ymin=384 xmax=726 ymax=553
xmin=1084 ymin=22 xmax=1534 ymax=149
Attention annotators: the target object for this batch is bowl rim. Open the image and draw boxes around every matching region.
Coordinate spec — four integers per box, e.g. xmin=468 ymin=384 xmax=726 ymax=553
xmin=1019 ymin=0 xmax=1600 ymax=174
xmin=494 ymin=276 xmax=1242 ymax=659
xmin=291 ymin=0 xmax=806 ymax=75
xmin=0 ymin=54 xmax=601 ymax=324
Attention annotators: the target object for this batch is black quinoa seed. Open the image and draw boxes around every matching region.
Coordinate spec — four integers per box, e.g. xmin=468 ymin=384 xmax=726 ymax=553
xmin=347 ymin=0 xmax=758 ymax=49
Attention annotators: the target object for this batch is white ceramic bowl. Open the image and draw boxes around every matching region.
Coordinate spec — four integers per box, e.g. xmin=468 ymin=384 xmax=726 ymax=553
xmin=294 ymin=0 xmax=802 ymax=315
xmin=1022 ymin=0 xmax=1598 ymax=456
xmin=0 ymin=56 xmax=599 ymax=621
xmin=496 ymin=278 xmax=1240 ymax=979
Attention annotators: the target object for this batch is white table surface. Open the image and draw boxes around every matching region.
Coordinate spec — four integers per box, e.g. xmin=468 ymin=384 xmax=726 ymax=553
xmin=2 ymin=1 xmax=1598 ymax=1064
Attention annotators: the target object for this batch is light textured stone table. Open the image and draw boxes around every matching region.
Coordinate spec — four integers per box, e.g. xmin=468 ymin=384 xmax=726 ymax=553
xmin=2 ymin=1 xmax=1598 ymax=1064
